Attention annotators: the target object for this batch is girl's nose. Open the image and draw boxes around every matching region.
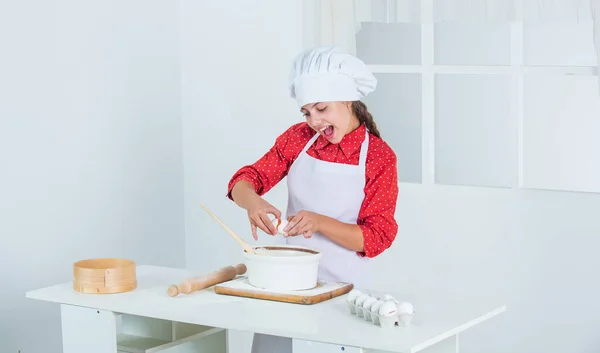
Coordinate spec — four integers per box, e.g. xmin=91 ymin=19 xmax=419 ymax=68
xmin=308 ymin=116 xmax=321 ymax=126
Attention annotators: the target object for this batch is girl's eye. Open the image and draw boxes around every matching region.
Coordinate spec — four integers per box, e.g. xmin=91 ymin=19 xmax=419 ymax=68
xmin=317 ymin=106 xmax=327 ymax=112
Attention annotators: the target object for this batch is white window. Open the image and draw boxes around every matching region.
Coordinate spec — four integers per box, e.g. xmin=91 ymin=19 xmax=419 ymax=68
xmin=305 ymin=0 xmax=600 ymax=193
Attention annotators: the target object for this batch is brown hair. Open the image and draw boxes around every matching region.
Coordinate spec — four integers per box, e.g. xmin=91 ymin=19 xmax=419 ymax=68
xmin=351 ymin=101 xmax=380 ymax=138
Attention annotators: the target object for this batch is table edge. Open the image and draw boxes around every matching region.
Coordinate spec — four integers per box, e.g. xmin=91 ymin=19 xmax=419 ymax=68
xmin=410 ymin=305 xmax=507 ymax=353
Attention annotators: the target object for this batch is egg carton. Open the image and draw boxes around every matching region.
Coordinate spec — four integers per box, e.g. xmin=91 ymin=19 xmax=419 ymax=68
xmin=345 ymin=290 xmax=414 ymax=328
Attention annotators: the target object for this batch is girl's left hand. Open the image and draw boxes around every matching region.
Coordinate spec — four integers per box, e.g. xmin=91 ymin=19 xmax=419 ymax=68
xmin=285 ymin=210 xmax=320 ymax=238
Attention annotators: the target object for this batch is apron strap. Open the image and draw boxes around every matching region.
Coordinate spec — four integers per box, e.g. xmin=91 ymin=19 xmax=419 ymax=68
xmin=301 ymin=132 xmax=320 ymax=155
xmin=358 ymin=129 xmax=369 ymax=167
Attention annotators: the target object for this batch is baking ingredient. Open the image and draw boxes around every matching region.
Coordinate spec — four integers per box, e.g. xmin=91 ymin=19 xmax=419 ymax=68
xmin=396 ymin=301 xmax=414 ymax=315
xmin=253 ymin=247 xmax=271 ymax=256
xmin=254 ymin=247 xmax=312 ymax=257
xmin=378 ymin=301 xmax=398 ymax=317
xmin=354 ymin=294 xmax=371 ymax=317
xmin=370 ymin=299 xmax=386 ymax=324
xmin=396 ymin=301 xmax=415 ymax=326
xmin=355 ymin=293 xmax=370 ymax=306
xmin=346 ymin=289 xmax=362 ymax=314
xmin=347 ymin=289 xmax=363 ymax=315
xmin=371 ymin=299 xmax=385 ymax=314
xmin=381 ymin=294 xmax=397 ymax=302
xmin=362 ymin=296 xmax=378 ymax=321
xmin=346 ymin=289 xmax=362 ymax=304
xmin=271 ymin=218 xmax=290 ymax=236
xmin=378 ymin=300 xmax=399 ymax=328
xmin=362 ymin=296 xmax=378 ymax=310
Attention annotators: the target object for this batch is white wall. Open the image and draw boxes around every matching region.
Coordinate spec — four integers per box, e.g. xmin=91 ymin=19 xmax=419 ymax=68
xmin=0 ymin=1 xmax=185 ymax=352
xmin=180 ymin=1 xmax=304 ymax=351
xmin=181 ymin=0 xmax=304 ymax=273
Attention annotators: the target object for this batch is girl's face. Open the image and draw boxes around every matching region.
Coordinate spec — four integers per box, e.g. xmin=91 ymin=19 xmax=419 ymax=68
xmin=301 ymin=101 xmax=360 ymax=144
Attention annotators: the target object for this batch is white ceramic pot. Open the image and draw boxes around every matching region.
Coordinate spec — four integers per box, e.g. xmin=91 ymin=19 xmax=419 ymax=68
xmin=243 ymin=245 xmax=322 ymax=291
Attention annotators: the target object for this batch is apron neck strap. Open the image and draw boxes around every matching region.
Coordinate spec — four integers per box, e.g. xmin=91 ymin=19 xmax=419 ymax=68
xmin=301 ymin=132 xmax=320 ymax=155
xmin=358 ymin=128 xmax=369 ymax=167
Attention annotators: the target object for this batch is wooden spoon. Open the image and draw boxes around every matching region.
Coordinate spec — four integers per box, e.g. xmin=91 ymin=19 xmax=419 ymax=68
xmin=200 ymin=204 xmax=256 ymax=255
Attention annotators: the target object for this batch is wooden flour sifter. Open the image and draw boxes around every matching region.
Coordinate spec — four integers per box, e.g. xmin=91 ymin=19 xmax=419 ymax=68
xmin=73 ymin=258 xmax=137 ymax=294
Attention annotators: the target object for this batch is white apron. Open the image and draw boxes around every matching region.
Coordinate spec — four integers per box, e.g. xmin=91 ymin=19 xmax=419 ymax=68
xmin=251 ymin=128 xmax=370 ymax=353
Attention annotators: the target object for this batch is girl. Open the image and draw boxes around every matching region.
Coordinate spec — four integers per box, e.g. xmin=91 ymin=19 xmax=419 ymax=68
xmin=226 ymin=46 xmax=399 ymax=353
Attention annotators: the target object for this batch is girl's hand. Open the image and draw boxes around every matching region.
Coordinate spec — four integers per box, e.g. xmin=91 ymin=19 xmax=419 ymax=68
xmin=247 ymin=198 xmax=281 ymax=240
xmin=285 ymin=211 xmax=320 ymax=238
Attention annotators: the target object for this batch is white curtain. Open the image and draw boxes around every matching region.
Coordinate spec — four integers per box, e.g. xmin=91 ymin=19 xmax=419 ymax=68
xmin=315 ymin=0 xmax=600 ymax=90
xmin=317 ymin=0 xmax=359 ymax=54
xmin=341 ymin=0 xmax=599 ymax=23
xmin=594 ymin=0 xmax=600 ymax=87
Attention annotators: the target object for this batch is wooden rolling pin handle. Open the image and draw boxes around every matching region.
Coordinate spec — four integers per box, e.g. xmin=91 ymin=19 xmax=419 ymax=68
xmin=167 ymin=264 xmax=247 ymax=297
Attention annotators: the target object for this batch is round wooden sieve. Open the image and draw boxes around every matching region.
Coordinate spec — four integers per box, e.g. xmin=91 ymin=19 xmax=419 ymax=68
xmin=73 ymin=258 xmax=137 ymax=294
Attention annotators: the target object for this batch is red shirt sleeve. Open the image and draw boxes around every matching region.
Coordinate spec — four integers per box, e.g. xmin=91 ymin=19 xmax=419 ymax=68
xmin=357 ymin=140 xmax=399 ymax=258
xmin=227 ymin=123 xmax=311 ymax=199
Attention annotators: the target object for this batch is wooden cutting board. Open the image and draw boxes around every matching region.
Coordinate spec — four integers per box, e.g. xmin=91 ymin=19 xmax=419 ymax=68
xmin=213 ymin=276 xmax=353 ymax=305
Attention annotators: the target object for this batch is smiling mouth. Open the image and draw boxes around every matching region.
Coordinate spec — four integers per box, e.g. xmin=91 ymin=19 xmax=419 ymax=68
xmin=319 ymin=125 xmax=334 ymax=139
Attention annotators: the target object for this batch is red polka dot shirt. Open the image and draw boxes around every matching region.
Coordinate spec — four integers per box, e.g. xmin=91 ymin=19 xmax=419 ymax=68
xmin=226 ymin=122 xmax=398 ymax=258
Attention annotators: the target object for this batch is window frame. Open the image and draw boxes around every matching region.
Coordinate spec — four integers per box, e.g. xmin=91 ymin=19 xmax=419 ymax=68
xmin=302 ymin=0 xmax=600 ymax=192
xmin=364 ymin=0 xmax=599 ymax=190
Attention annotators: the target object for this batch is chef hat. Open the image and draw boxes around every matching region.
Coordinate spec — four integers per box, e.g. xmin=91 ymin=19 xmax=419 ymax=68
xmin=289 ymin=46 xmax=377 ymax=108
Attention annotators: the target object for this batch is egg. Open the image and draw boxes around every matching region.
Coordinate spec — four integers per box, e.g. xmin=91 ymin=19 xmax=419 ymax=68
xmin=346 ymin=289 xmax=362 ymax=303
xmin=346 ymin=289 xmax=362 ymax=314
xmin=354 ymin=294 xmax=371 ymax=317
xmin=381 ymin=294 xmax=397 ymax=302
xmin=355 ymin=294 xmax=370 ymax=307
xmin=378 ymin=300 xmax=398 ymax=328
xmin=271 ymin=218 xmax=290 ymax=236
xmin=362 ymin=296 xmax=378 ymax=310
xmin=371 ymin=299 xmax=385 ymax=314
xmin=362 ymin=296 xmax=378 ymax=321
xmin=370 ymin=300 xmax=386 ymax=325
xmin=396 ymin=301 xmax=414 ymax=315
xmin=378 ymin=301 xmax=398 ymax=317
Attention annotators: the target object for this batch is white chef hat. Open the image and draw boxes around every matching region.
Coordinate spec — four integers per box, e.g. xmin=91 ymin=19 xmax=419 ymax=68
xmin=289 ymin=46 xmax=377 ymax=108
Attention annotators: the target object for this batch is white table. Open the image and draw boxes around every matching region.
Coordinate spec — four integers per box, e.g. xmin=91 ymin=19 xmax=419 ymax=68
xmin=25 ymin=265 xmax=506 ymax=353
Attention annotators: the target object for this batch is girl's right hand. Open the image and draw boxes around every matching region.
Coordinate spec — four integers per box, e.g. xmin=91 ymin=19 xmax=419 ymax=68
xmin=246 ymin=198 xmax=282 ymax=240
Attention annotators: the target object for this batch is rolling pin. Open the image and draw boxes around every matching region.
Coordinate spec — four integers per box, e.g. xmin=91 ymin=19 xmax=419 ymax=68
xmin=167 ymin=264 xmax=247 ymax=297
